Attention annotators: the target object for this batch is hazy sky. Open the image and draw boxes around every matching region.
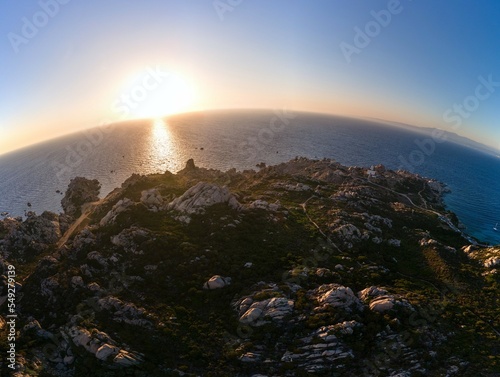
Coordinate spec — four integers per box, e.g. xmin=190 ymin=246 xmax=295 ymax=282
xmin=1 ymin=0 xmax=499 ymax=154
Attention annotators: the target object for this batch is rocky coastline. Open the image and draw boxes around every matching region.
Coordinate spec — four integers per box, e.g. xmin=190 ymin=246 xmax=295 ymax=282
xmin=0 ymin=157 xmax=498 ymax=376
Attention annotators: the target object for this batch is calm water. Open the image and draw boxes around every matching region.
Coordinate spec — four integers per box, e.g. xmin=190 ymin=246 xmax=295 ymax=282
xmin=1 ymin=110 xmax=499 ymax=245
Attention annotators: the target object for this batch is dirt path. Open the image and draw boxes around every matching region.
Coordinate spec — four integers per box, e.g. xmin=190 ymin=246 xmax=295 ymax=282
xmin=300 ymin=195 xmax=344 ymax=255
xmin=417 ymin=184 xmax=428 ymax=209
xmin=358 ymin=177 xmax=486 ymax=246
xmin=56 ymin=200 xmax=103 ymax=249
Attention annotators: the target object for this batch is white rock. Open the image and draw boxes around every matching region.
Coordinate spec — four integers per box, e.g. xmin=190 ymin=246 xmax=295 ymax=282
xmin=461 ymin=245 xmax=477 ymax=254
xmin=334 ymin=224 xmax=361 ymax=242
xmin=484 ymin=257 xmax=500 ymax=268
xmin=168 ymin=182 xmax=240 ymax=220
xmin=111 ymin=227 xmax=150 ymax=254
xmin=97 ymin=296 xmax=150 ymax=328
xmin=241 ymin=297 xmax=253 ymax=306
xmin=444 ymin=246 xmax=456 ymax=253
xmin=315 ymin=285 xmax=362 ymax=312
xmin=95 ymin=344 xmax=119 ymax=361
xmin=265 ymin=297 xmax=294 ymax=320
xmin=88 ymin=338 xmax=102 ymax=354
xmin=238 ymin=297 xmax=254 ymax=314
xmin=203 ymin=275 xmax=231 ymax=290
xmin=240 ymin=352 xmax=261 ymax=362
xmin=358 ymin=286 xmax=388 ymax=301
xmin=100 ymin=198 xmax=134 ymax=226
xmin=23 ymin=319 xmax=42 ymax=332
xmin=140 ymin=189 xmax=164 ymax=211
xmin=248 ymin=200 xmax=281 ymax=212
xmin=337 ymin=320 xmax=359 ymax=335
xmin=369 ymin=296 xmax=395 ymax=312
xmin=420 ymin=238 xmax=438 ymax=247
xmin=113 ymin=350 xmax=143 ymax=366
xmin=244 ymin=262 xmax=253 ymax=268
xmin=240 ymin=308 xmax=263 ymax=324
xmin=69 ymin=327 xmax=92 ymax=351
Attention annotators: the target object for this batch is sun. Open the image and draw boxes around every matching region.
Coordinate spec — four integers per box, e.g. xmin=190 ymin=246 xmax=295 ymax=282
xmin=118 ymin=69 xmax=196 ymax=119
xmin=138 ymin=73 xmax=195 ymax=118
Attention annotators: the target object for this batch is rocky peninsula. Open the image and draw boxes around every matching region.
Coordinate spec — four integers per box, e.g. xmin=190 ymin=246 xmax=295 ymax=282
xmin=0 ymin=158 xmax=498 ymax=376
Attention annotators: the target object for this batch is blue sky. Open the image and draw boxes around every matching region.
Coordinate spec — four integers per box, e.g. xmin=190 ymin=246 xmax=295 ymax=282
xmin=1 ymin=0 xmax=499 ymax=153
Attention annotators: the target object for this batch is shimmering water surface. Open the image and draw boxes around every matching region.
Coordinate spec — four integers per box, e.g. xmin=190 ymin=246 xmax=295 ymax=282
xmin=1 ymin=110 xmax=499 ymax=244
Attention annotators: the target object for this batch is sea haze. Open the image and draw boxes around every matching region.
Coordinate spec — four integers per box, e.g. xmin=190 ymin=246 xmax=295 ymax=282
xmin=0 ymin=110 xmax=499 ymax=245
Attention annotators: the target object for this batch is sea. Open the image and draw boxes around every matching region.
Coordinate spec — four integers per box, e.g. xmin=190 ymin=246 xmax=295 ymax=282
xmin=1 ymin=110 xmax=499 ymax=245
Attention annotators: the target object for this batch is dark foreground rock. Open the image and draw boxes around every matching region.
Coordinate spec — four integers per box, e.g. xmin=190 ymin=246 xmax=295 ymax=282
xmin=0 ymin=158 xmax=498 ymax=376
xmin=61 ymin=177 xmax=101 ymax=218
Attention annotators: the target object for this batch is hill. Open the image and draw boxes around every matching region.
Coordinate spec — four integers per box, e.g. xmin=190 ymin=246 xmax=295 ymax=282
xmin=0 ymin=158 xmax=498 ymax=376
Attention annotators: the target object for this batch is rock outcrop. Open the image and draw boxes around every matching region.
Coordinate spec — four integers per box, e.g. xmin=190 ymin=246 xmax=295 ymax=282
xmin=358 ymin=286 xmax=412 ymax=313
xmin=203 ymin=275 xmax=231 ymax=289
xmin=100 ymin=198 xmax=133 ymax=226
xmin=61 ymin=177 xmax=101 ymax=218
xmin=140 ymin=188 xmax=165 ymax=211
xmin=168 ymin=182 xmax=241 ymax=222
xmin=312 ymin=284 xmax=363 ymax=312
xmin=0 ymin=211 xmax=64 ymax=255
xmin=238 ymin=295 xmax=294 ymax=326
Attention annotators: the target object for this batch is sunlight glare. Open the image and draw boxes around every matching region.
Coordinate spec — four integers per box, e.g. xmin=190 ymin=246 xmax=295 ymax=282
xmin=143 ymin=74 xmax=195 ymax=118
xmin=152 ymin=119 xmax=171 ymax=148
xmin=119 ymin=69 xmax=196 ymax=119
xmin=147 ymin=118 xmax=174 ymax=170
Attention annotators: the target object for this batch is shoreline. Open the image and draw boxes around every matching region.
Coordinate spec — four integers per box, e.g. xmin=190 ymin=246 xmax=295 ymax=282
xmin=0 ymin=158 xmax=495 ymax=248
xmin=0 ymin=157 xmax=498 ymax=375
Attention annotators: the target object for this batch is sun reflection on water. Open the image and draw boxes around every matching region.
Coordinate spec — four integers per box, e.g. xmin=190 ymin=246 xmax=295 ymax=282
xmin=148 ymin=118 xmax=178 ymax=172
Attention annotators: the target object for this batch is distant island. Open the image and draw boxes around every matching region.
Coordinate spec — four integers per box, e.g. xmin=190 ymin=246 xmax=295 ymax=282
xmin=371 ymin=117 xmax=500 ymax=157
xmin=0 ymin=157 xmax=498 ymax=376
